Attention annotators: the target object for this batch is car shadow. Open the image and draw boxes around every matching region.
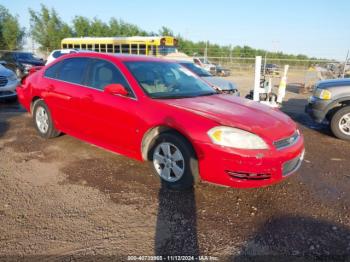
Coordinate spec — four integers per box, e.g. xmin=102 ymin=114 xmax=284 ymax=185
xmin=286 ymin=83 xmax=305 ymax=94
xmin=281 ymin=98 xmax=333 ymax=137
xmin=233 ymin=215 xmax=350 ymax=261
xmin=0 ymin=100 xmax=24 ymax=138
xmin=155 ymin=182 xmax=199 ymax=256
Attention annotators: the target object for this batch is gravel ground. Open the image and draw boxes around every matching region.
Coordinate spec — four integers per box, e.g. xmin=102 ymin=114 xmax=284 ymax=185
xmin=0 ymin=75 xmax=349 ymax=261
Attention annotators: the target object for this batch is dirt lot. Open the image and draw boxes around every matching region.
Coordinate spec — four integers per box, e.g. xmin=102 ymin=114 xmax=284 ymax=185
xmin=0 ymin=73 xmax=350 ymax=261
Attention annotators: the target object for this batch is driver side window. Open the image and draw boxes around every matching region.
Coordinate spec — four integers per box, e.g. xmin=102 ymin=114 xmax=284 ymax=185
xmin=86 ymin=59 xmax=134 ymax=97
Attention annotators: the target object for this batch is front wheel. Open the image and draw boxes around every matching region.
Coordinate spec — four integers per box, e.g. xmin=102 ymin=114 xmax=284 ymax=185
xmin=330 ymin=106 xmax=350 ymax=140
xmin=150 ymin=132 xmax=199 ymax=190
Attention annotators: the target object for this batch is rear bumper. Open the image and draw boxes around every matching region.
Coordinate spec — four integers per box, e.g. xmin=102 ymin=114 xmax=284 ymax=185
xmin=195 ymin=136 xmax=305 ymax=188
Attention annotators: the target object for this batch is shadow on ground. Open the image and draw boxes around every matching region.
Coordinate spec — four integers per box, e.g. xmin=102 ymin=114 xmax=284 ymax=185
xmin=0 ymin=100 xmax=24 ymax=138
xmin=155 ymin=183 xmax=199 ymax=256
xmin=234 ymin=215 xmax=350 ymax=261
xmin=281 ymin=98 xmax=333 ymax=137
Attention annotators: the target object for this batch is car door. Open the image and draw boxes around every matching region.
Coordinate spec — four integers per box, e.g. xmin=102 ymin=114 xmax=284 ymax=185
xmin=77 ymin=58 xmax=141 ymax=156
xmin=43 ymin=57 xmax=91 ymax=136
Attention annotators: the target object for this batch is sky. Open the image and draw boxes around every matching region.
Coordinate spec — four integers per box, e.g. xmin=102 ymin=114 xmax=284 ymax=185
xmin=2 ymin=0 xmax=350 ymax=60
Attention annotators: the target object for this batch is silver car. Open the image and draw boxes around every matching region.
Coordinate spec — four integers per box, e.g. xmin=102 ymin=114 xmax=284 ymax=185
xmin=0 ymin=62 xmax=19 ymax=101
xmin=179 ymin=61 xmax=239 ymax=96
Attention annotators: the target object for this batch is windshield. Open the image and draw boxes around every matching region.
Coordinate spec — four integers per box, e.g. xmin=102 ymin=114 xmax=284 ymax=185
xmin=124 ymin=61 xmax=216 ymax=99
xmin=180 ymin=62 xmax=212 ymax=77
xmin=158 ymin=46 xmax=178 ymax=56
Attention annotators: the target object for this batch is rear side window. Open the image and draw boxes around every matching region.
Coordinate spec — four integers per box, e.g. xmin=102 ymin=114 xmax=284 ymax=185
xmin=45 ymin=61 xmax=63 ymax=78
xmin=57 ymin=58 xmax=90 ymax=84
xmin=86 ymin=59 xmax=133 ymax=96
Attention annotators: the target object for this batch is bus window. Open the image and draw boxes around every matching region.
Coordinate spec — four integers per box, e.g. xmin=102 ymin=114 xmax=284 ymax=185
xmin=94 ymin=44 xmax=100 ymax=52
xmin=139 ymin=44 xmax=146 ymax=55
xmin=68 ymin=44 xmax=73 ymax=49
xmin=74 ymin=44 xmax=80 ymax=49
xmin=81 ymin=44 xmax=86 ymax=49
xmin=107 ymin=44 xmax=113 ymax=53
xmin=122 ymin=44 xmax=130 ymax=54
xmin=62 ymin=44 xmax=67 ymax=49
xmin=131 ymin=44 xmax=138 ymax=54
xmin=114 ymin=45 xmax=120 ymax=53
xmin=148 ymin=45 xmax=157 ymax=56
xmin=87 ymin=44 xmax=93 ymax=50
xmin=100 ymin=44 xmax=106 ymax=52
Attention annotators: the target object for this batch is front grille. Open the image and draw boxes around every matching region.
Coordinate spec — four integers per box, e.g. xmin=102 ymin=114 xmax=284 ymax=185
xmin=274 ymin=131 xmax=300 ymax=150
xmin=0 ymin=76 xmax=8 ymax=87
xmin=226 ymin=171 xmax=271 ymax=180
xmin=282 ymin=152 xmax=304 ymax=176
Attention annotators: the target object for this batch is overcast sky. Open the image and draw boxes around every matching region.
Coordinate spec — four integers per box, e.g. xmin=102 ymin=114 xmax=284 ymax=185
xmin=2 ymin=0 xmax=350 ymax=60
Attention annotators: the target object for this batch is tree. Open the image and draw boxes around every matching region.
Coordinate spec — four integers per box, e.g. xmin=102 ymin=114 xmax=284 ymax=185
xmin=72 ymin=16 xmax=90 ymax=37
xmin=89 ymin=18 xmax=109 ymax=36
xmin=158 ymin=26 xmax=173 ymax=36
xmin=29 ymin=4 xmax=72 ymax=51
xmin=0 ymin=5 xmax=25 ymax=50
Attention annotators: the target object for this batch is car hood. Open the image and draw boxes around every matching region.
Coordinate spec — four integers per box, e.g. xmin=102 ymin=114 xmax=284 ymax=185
xmin=0 ymin=64 xmax=15 ymax=77
xmin=316 ymin=78 xmax=350 ymax=89
xmin=202 ymin=76 xmax=237 ymax=91
xmin=159 ymin=94 xmax=296 ymax=141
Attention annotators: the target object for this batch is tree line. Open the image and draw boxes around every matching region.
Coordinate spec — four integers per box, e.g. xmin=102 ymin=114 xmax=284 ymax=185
xmin=0 ymin=4 xmax=316 ymax=60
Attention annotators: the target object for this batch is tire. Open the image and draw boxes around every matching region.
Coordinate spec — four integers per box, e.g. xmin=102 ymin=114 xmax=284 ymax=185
xmin=149 ymin=132 xmax=199 ymax=190
xmin=330 ymin=106 xmax=350 ymax=140
xmin=32 ymin=100 xmax=60 ymax=139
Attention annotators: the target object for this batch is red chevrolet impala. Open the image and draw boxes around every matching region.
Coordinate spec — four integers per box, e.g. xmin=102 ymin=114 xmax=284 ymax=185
xmin=17 ymin=53 xmax=304 ymax=190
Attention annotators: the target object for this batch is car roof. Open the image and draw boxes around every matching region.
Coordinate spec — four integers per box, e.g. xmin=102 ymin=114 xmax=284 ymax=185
xmin=58 ymin=52 xmax=173 ymax=63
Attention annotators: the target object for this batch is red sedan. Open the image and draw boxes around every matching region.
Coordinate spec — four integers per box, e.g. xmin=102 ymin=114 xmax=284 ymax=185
xmin=17 ymin=53 xmax=304 ymax=190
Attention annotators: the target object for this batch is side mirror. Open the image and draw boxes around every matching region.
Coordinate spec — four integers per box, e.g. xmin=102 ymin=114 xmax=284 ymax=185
xmin=104 ymin=83 xmax=129 ymax=97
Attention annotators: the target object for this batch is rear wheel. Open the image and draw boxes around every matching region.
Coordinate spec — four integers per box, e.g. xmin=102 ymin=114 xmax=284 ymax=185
xmin=149 ymin=132 xmax=199 ymax=190
xmin=32 ymin=100 xmax=60 ymax=138
xmin=330 ymin=106 xmax=350 ymax=140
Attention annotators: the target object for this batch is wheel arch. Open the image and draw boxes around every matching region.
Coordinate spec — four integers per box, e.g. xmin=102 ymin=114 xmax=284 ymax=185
xmin=141 ymin=125 xmax=196 ymax=161
xmin=325 ymin=97 xmax=350 ymax=120
xmin=30 ymin=96 xmax=43 ymax=114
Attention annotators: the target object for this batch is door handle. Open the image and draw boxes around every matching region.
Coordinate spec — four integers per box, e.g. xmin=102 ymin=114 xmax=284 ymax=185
xmin=83 ymin=94 xmax=94 ymax=102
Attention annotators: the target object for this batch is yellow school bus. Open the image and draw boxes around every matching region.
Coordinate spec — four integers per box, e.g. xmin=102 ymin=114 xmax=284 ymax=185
xmin=61 ymin=36 xmax=178 ymax=56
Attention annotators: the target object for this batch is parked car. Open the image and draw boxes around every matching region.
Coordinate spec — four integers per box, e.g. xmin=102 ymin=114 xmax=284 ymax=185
xmin=306 ymin=78 xmax=350 ymax=140
xmin=0 ymin=51 xmax=45 ymax=78
xmin=193 ymin=57 xmax=217 ymax=75
xmin=0 ymin=62 xmax=19 ymax=101
xmin=215 ymin=64 xmax=231 ymax=77
xmin=179 ymin=61 xmax=239 ymax=95
xmin=46 ymin=49 xmax=78 ymax=65
xmin=262 ymin=63 xmax=280 ymax=75
xmin=17 ymin=53 xmax=304 ymax=190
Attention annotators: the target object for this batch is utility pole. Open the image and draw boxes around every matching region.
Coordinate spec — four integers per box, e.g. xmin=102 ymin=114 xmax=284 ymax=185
xmin=263 ymin=51 xmax=268 ymax=75
xmin=342 ymin=49 xmax=349 ymax=78
xmin=204 ymin=40 xmax=208 ymax=61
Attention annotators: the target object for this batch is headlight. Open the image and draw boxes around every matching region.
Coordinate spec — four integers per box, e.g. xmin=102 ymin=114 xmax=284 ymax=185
xmin=314 ymin=89 xmax=332 ymax=100
xmin=7 ymin=73 xmax=17 ymax=82
xmin=207 ymin=126 xmax=268 ymax=149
